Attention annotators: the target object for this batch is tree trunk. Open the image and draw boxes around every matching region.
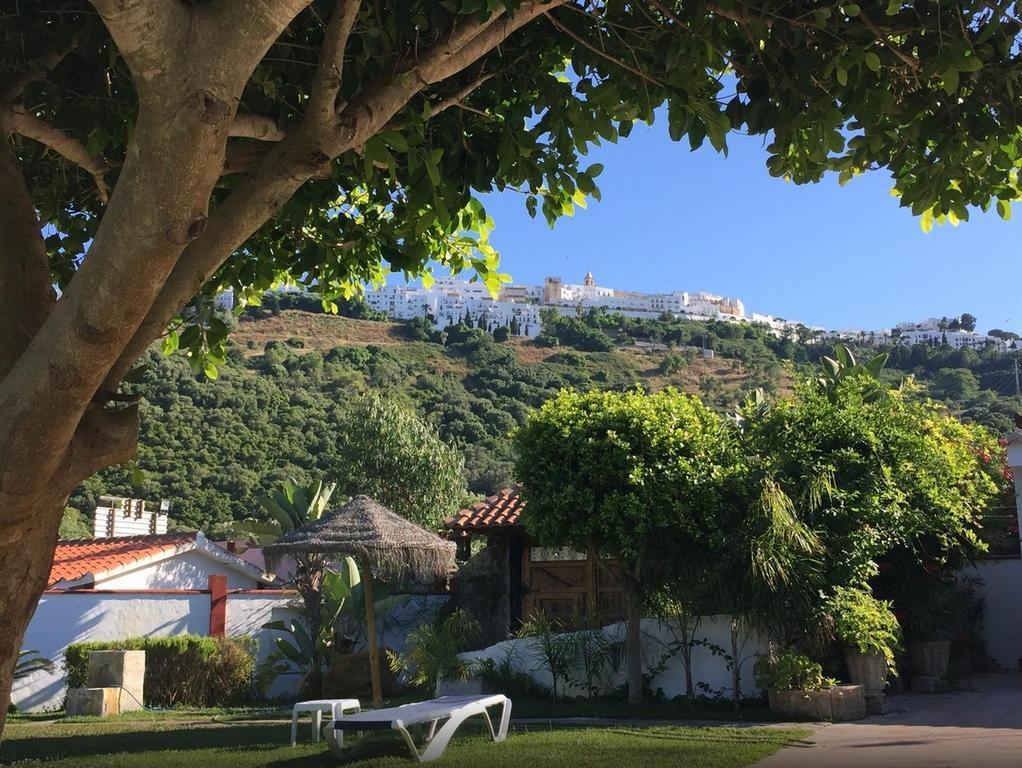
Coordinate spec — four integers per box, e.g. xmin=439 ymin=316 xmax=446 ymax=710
xmin=625 ymin=584 xmax=643 ymax=705
xmin=730 ymin=616 xmax=742 ymax=713
xmin=0 ymin=489 xmax=69 ymax=738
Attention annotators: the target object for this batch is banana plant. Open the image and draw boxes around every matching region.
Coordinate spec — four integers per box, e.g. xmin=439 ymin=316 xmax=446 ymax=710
xmin=234 ymin=477 xmax=338 ymax=544
xmin=259 ymin=477 xmax=337 ymax=533
xmin=256 ymin=557 xmax=407 ymax=695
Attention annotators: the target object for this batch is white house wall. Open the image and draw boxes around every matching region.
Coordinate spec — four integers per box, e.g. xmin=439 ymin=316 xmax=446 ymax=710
xmin=96 ymin=550 xmax=262 ymax=591
xmin=13 ymin=591 xmax=301 ymax=712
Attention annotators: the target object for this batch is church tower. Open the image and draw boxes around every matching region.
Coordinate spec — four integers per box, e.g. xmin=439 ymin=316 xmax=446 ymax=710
xmin=583 ymin=270 xmax=595 ymax=287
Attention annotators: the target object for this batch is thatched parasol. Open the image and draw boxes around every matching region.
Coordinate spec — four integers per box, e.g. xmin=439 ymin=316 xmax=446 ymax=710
xmin=264 ymin=495 xmax=456 ymax=705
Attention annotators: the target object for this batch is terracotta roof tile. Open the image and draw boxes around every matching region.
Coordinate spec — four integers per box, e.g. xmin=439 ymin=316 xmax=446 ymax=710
xmin=49 ymin=533 xmax=196 ymax=587
xmin=444 ymin=487 xmax=525 ymax=533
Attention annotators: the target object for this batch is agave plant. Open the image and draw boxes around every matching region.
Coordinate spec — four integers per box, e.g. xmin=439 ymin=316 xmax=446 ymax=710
xmin=816 ymin=344 xmax=889 ymax=402
xmin=15 ymin=649 xmax=54 ymax=680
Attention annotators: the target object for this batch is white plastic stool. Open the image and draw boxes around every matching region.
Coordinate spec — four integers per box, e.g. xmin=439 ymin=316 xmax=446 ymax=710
xmin=290 ymin=698 xmax=361 ymax=746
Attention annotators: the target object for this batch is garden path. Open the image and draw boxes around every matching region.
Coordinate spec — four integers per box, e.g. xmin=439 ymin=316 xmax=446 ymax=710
xmin=755 ymin=673 xmax=1022 ymax=767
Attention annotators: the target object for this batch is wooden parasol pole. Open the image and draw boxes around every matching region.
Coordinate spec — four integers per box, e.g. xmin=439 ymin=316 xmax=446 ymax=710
xmin=361 ymin=559 xmax=383 ymax=707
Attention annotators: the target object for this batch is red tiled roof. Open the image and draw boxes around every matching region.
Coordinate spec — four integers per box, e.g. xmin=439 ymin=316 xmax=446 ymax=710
xmin=49 ymin=533 xmax=196 ymax=587
xmin=444 ymin=487 xmax=525 ymax=533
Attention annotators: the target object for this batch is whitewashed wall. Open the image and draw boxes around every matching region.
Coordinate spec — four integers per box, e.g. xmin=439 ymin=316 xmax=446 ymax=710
xmin=12 ymin=591 xmax=300 ymax=712
xmin=967 ymin=559 xmax=1022 ymax=669
xmin=98 ymin=551 xmax=262 ymax=591
xmin=459 ymin=616 xmax=768 ymax=700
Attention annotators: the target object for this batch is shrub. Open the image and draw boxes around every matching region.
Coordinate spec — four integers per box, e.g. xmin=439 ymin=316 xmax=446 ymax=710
xmin=828 ymin=587 xmax=902 ymax=665
xmin=64 ymin=635 xmax=256 ymax=707
xmin=388 ymin=609 xmax=481 ymax=690
xmin=753 ymin=649 xmax=830 ymax=692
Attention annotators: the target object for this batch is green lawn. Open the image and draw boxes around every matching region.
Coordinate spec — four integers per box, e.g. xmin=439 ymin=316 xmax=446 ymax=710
xmin=0 ymin=713 xmax=809 ymax=768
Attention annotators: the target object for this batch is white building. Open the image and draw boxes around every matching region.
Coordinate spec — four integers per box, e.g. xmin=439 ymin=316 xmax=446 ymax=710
xmin=365 ymin=278 xmax=541 ymax=337
xmin=541 ymin=273 xmax=746 ymax=320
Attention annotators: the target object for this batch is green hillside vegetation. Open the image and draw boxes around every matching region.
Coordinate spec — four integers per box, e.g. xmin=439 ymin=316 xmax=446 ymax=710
xmin=72 ymin=305 xmax=1021 ymax=534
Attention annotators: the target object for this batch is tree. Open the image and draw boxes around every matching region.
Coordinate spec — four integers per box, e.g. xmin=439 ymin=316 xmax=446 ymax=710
xmin=58 ymin=508 xmax=92 ymax=540
xmin=334 ymin=395 xmax=465 ymax=529
xmin=4 ymin=0 xmax=1022 ymax=728
xmin=932 ymin=367 xmax=980 ymax=401
xmin=514 ymin=388 xmax=733 ymax=704
xmin=959 ymin=313 xmax=978 ymax=333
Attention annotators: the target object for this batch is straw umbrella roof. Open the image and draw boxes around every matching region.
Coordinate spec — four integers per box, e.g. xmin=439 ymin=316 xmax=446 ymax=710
xmin=263 ymin=495 xmax=455 ymax=581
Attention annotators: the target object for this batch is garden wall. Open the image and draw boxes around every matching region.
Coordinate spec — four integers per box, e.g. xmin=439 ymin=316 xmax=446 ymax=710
xmin=967 ymin=559 xmax=1022 ymax=670
xmin=12 ymin=589 xmax=300 ymax=712
xmin=459 ymin=615 xmax=768 ymax=700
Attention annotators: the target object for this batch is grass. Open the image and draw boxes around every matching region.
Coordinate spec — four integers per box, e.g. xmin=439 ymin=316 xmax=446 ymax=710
xmin=0 ymin=711 xmax=810 ymax=768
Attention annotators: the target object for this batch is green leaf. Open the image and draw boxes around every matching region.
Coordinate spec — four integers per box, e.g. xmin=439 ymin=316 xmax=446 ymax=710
xmin=161 ymin=331 xmax=180 ymax=355
xmin=941 ymin=68 xmax=959 ymax=95
xmin=920 ymin=208 xmax=934 ymax=233
xmin=836 ymin=66 xmax=848 ymax=86
xmin=886 ymin=0 xmax=900 ymax=15
xmin=585 ymin=163 xmax=604 ymax=178
xmin=864 ymin=52 xmax=881 ymax=73
xmin=86 ymin=127 xmax=109 ymax=157
xmin=203 ymin=360 xmax=220 ymax=380
xmin=997 ymin=200 xmax=1012 ymax=220
xmin=842 ymin=4 xmax=860 ymax=17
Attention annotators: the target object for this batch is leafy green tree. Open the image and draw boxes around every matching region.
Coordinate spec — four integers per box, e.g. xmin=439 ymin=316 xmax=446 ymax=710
xmin=932 ymin=368 xmax=980 ymax=401
xmin=335 ymin=395 xmax=466 ymax=529
xmin=514 ymin=388 xmax=733 ymax=704
xmin=58 ymin=508 xmax=92 ymax=540
xmin=5 ymin=0 xmax=1022 ymax=725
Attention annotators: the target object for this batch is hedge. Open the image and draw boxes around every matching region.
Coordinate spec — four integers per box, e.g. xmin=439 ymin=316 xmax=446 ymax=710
xmin=64 ymin=635 xmax=256 ymax=707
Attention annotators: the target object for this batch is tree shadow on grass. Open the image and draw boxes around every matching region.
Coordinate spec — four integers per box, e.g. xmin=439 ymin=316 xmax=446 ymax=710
xmin=1 ymin=723 xmax=293 ymax=763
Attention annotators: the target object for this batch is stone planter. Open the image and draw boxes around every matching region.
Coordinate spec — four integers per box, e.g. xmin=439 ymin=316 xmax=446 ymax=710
xmin=844 ymin=648 xmax=888 ymax=714
xmin=910 ymin=640 xmax=950 ymax=679
xmin=768 ymin=685 xmax=866 ymax=722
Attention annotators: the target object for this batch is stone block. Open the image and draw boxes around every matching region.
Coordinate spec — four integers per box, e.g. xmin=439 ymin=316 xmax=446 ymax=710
xmin=88 ymin=650 xmax=145 ymax=711
xmin=865 ymin=694 xmax=887 ymax=715
xmin=770 ymin=685 xmax=867 ymax=722
xmin=66 ymin=687 xmax=120 ymax=717
xmin=829 ymin=684 xmax=867 ymax=722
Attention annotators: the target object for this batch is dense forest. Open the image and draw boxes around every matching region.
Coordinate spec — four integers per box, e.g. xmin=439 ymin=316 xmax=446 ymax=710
xmin=72 ymin=300 xmax=1022 ymax=534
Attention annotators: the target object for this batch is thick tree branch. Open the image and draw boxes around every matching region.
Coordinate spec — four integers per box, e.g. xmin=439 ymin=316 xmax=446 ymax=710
xmin=88 ymin=0 xmax=190 ymax=89
xmin=5 ymin=105 xmax=110 ymax=203
xmin=0 ymin=0 xmax=316 ymax=496
xmin=229 ymin=113 xmax=286 ymax=142
xmin=106 ymin=0 xmax=564 ymax=389
xmin=0 ymin=138 xmax=56 ymax=378
xmin=308 ymin=0 xmax=362 ymax=121
xmin=66 ymin=403 xmax=139 ymax=482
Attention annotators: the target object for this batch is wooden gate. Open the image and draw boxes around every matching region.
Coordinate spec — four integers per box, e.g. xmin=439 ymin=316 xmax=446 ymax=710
xmin=522 ymin=548 xmax=625 ymax=623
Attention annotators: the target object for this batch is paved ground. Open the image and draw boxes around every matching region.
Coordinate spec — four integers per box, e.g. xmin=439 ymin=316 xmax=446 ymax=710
xmin=755 ymin=673 xmax=1022 ymax=767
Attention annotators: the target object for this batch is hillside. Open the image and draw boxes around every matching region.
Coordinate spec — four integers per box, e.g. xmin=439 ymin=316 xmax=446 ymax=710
xmin=72 ymin=308 xmax=1020 ymax=533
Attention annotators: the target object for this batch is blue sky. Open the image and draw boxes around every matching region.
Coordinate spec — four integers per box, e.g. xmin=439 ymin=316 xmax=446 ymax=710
xmin=474 ymin=121 xmax=1021 ymax=335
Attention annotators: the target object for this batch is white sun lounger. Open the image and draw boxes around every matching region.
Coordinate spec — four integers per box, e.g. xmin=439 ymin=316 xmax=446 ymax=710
xmin=326 ymin=694 xmax=512 ymax=762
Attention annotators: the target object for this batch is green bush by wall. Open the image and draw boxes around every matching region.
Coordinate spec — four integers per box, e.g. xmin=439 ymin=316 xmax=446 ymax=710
xmin=64 ymin=635 xmax=256 ymax=707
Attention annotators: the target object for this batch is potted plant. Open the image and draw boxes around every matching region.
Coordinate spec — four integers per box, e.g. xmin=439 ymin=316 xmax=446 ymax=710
xmin=828 ymin=587 xmax=901 ymax=713
xmin=903 ymin=577 xmax=957 ymax=689
xmin=754 ymin=648 xmax=865 ymax=722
